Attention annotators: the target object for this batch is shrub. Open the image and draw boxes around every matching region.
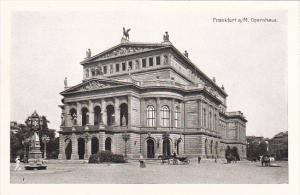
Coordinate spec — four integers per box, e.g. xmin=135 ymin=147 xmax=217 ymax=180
xmin=88 ymin=151 xmax=125 ymax=163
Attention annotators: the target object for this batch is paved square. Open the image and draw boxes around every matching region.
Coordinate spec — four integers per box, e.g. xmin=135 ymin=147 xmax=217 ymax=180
xmin=10 ymin=159 xmax=288 ymax=184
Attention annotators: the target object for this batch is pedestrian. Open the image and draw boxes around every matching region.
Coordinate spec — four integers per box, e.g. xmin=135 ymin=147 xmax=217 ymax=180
xmin=139 ymin=154 xmax=146 ymax=168
xmin=214 ymin=157 xmax=217 ymax=163
xmin=14 ymin=156 xmax=21 ymax=171
xmin=198 ymin=156 xmax=201 ymax=164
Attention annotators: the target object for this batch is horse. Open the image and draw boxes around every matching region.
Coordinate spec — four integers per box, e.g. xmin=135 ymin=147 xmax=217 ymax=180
xmin=261 ymin=155 xmax=271 ymax=167
xmin=123 ymin=27 xmax=131 ymax=40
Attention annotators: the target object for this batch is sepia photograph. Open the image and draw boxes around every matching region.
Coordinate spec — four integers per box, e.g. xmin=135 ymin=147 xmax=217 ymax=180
xmin=1 ymin=1 xmax=299 ymax=195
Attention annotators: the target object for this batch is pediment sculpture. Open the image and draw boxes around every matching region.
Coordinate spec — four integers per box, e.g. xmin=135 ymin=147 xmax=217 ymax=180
xmin=79 ymin=80 xmax=110 ymax=91
xmin=99 ymin=46 xmax=151 ymax=59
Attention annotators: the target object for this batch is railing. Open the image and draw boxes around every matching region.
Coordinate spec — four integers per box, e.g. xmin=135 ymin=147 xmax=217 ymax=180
xmin=138 ymin=79 xmax=202 ymax=90
xmin=226 ymin=111 xmax=244 ymax=116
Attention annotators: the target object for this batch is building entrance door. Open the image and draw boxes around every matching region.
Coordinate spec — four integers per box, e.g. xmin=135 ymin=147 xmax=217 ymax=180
xmin=163 ymin=139 xmax=171 ymax=157
xmin=147 ymin=139 xmax=155 ymax=158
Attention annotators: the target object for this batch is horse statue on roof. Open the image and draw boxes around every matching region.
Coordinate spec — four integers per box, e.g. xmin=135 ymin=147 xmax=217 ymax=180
xmin=123 ymin=27 xmax=131 ymax=40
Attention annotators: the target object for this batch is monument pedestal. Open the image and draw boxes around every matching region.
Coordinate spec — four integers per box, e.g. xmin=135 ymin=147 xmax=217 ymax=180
xmin=25 ymin=132 xmax=47 ymax=170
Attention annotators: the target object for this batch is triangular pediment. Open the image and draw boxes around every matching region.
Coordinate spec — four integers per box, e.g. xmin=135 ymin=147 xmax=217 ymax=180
xmin=61 ymin=78 xmax=130 ymax=94
xmin=81 ymin=43 xmax=168 ymax=64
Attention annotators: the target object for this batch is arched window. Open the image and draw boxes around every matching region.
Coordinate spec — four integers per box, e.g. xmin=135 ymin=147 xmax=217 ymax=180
xmin=106 ymin=105 xmax=115 ymax=126
xmin=120 ymin=103 xmax=128 ymax=126
xmin=105 ymin=137 xmax=112 ymax=151
xmin=94 ymin=106 xmax=101 ymax=125
xmin=70 ymin=108 xmax=77 ymax=125
xmin=146 ymin=106 xmax=156 ymax=127
xmin=174 ymin=106 xmax=180 ymax=128
xmin=85 ymin=69 xmax=89 ymax=78
xmin=161 ymin=106 xmax=170 ymax=127
xmin=81 ymin=107 xmax=89 ymax=126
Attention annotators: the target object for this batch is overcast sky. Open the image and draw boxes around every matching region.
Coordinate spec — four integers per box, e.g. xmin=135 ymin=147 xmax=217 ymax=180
xmin=10 ymin=5 xmax=287 ymax=138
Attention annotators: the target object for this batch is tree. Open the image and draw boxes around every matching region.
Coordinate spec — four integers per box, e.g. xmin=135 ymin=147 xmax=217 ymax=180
xmin=10 ymin=115 xmax=59 ymax=161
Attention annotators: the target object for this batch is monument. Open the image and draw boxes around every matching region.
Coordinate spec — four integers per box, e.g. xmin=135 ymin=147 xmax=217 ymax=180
xmin=24 ymin=111 xmax=47 ymax=170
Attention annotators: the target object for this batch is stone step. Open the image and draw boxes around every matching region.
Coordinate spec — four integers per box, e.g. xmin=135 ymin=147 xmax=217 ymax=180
xmin=45 ymin=159 xmax=88 ymax=164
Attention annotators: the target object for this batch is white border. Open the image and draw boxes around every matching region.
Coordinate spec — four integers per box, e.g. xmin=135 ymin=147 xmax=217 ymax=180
xmin=0 ymin=1 xmax=299 ymax=195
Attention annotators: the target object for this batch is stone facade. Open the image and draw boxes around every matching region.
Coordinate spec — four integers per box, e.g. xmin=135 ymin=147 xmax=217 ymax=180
xmin=58 ymin=33 xmax=247 ymax=160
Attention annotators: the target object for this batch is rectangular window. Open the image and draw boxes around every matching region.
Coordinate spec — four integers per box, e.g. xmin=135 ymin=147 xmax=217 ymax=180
xmin=110 ymin=64 xmax=113 ymax=74
xmin=116 ymin=64 xmax=120 ymax=72
xmin=156 ymin=56 xmax=161 ymax=65
xmin=103 ymin=66 xmax=107 ymax=74
xmin=149 ymin=57 xmax=153 ymax=66
xmin=142 ymin=59 xmax=146 ymax=68
xmin=122 ymin=62 xmax=126 ymax=71
xmin=128 ymin=61 xmax=132 ymax=70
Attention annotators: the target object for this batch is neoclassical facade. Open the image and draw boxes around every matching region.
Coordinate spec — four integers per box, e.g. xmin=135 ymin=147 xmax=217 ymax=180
xmin=58 ymin=32 xmax=247 ymax=160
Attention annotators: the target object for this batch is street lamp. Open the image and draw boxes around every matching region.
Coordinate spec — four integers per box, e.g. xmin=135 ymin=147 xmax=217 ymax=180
xmin=265 ymin=140 xmax=269 ymax=154
xmin=42 ymin=135 xmax=50 ymax=159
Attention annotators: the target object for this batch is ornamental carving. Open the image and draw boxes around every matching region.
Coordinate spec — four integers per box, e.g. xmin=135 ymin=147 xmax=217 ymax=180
xmin=100 ymin=47 xmax=150 ymax=59
xmin=79 ymin=81 xmax=110 ymax=91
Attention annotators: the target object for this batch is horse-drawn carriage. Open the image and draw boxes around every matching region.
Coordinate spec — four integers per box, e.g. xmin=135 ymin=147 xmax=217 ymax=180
xmin=260 ymin=155 xmax=271 ymax=167
xmin=158 ymin=155 xmax=190 ymax=165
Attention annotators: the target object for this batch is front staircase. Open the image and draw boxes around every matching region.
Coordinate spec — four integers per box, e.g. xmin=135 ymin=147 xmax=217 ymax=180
xmin=46 ymin=159 xmax=88 ymax=164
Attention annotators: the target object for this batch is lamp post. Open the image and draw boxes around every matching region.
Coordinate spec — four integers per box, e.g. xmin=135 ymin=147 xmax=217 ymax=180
xmin=265 ymin=141 xmax=269 ymax=154
xmin=42 ymin=135 xmax=50 ymax=159
xmin=122 ymin=133 xmax=130 ymax=159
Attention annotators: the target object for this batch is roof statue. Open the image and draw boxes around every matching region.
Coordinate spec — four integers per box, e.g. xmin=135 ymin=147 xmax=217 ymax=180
xmin=123 ymin=27 xmax=131 ymax=40
xmin=86 ymin=48 xmax=91 ymax=58
xmin=163 ymin=31 xmax=170 ymax=42
xmin=184 ymin=50 xmax=189 ymax=58
xmin=64 ymin=77 xmax=68 ymax=89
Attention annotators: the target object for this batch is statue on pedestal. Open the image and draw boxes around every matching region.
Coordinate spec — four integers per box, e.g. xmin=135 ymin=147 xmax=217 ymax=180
xmin=122 ymin=115 xmax=127 ymax=126
xmin=24 ymin=111 xmax=47 ymax=170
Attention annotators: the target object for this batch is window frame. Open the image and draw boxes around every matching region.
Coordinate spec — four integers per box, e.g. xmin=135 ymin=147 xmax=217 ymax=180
xmin=149 ymin=57 xmax=153 ymax=66
xmin=146 ymin=105 xmax=156 ymax=127
xmin=156 ymin=56 xmax=161 ymax=65
xmin=160 ymin=105 xmax=170 ymax=127
xmin=115 ymin=63 xmax=120 ymax=72
xmin=122 ymin=62 xmax=126 ymax=71
xmin=142 ymin=58 xmax=146 ymax=68
xmin=103 ymin=66 xmax=107 ymax=74
xmin=174 ymin=106 xmax=180 ymax=128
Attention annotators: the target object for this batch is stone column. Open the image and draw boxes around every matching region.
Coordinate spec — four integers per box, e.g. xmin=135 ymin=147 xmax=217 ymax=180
xmin=85 ymin=137 xmax=91 ymax=159
xmin=89 ymin=100 xmax=94 ymax=126
xmin=212 ymin=107 xmax=215 ymax=131
xmin=197 ymin=100 xmax=200 ymax=129
xmin=199 ymin=99 xmax=203 ymax=128
xmin=64 ymin=104 xmax=70 ymax=127
xmin=114 ymin=97 xmax=120 ymax=126
xmin=140 ymin=98 xmax=145 ymax=126
xmin=127 ymin=95 xmax=132 ymax=127
xmin=156 ymin=97 xmax=160 ymax=128
xmin=99 ymin=132 xmax=105 ymax=151
xmin=58 ymin=134 xmax=65 ymax=160
xmin=77 ymin=102 xmax=82 ymax=126
xmin=71 ymin=133 xmax=79 ymax=160
xmin=101 ymin=100 xmax=107 ymax=125
xmin=171 ymin=99 xmax=175 ymax=128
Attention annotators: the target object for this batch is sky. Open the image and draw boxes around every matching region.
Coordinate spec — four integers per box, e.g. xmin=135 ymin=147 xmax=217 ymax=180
xmin=9 ymin=4 xmax=287 ymax=138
